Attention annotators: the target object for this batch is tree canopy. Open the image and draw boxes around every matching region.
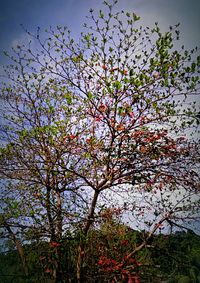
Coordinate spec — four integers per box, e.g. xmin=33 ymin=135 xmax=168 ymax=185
xmin=0 ymin=1 xmax=200 ymax=282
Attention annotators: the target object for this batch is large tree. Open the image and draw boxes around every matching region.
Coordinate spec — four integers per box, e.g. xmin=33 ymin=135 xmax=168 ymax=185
xmin=0 ymin=1 xmax=200 ymax=282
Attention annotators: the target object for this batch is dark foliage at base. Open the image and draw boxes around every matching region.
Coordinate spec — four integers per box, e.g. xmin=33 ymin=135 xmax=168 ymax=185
xmin=0 ymin=229 xmax=200 ymax=283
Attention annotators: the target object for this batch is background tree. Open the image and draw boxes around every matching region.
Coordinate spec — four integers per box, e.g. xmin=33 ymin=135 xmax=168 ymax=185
xmin=0 ymin=73 xmax=91 ymax=280
xmin=0 ymin=0 xmax=200 ymax=282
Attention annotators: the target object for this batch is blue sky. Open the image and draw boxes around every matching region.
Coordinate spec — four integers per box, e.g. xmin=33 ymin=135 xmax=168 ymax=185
xmin=0 ymin=0 xmax=200 ymax=66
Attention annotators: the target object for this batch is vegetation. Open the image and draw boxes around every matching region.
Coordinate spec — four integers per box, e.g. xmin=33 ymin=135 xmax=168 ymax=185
xmin=0 ymin=0 xmax=199 ymax=282
xmin=0 ymin=228 xmax=200 ymax=282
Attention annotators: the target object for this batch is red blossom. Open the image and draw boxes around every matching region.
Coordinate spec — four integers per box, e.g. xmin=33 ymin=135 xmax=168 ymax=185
xmin=109 ymin=67 xmax=118 ymax=72
xmin=98 ymin=256 xmax=122 ymax=272
xmin=49 ymin=241 xmax=61 ymax=248
xmin=128 ymin=275 xmax=134 ymax=283
xmin=64 ymin=134 xmax=77 ymax=142
xmin=86 ymin=138 xmax=93 ymax=144
xmin=33 ymin=192 xmax=41 ymax=198
xmin=121 ymin=239 xmax=129 ymax=246
xmin=45 ymin=268 xmax=52 ymax=273
xmin=94 ymin=115 xmax=103 ymax=122
xmin=135 ymin=276 xmax=140 ymax=283
xmin=129 ymin=112 xmax=134 ymax=118
xmin=116 ymin=123 xmax=125 ymax=131
xmin=122 ymin=69 xmax=128 ymax=75
xmin=98 ymin=104 xmax=107 ymax=112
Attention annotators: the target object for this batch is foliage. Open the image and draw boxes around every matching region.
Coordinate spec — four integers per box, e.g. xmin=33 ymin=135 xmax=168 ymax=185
xmin=0 ymin=0 xmax=200 ymax=282
xmin=0 ymin=230 xmax=200 ymax=282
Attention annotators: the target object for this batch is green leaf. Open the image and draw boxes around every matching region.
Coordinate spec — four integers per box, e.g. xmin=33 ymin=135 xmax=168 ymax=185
xmin=64 ymin=93 xmax=72 ymax=104
xmin=99 ymin=10 xmax=104 ymax=18
xmin=191 ymin=62 xmax=196 ymax=72
xmin=129 ymin=69 xmax=134 ymax=76
xmin=113 ymin=81 xmax=122 ymax=89
xmin=118 ymin=106 xmax=124 ymax=115
xmin=88 ymin=91 xmax=93 ymax=100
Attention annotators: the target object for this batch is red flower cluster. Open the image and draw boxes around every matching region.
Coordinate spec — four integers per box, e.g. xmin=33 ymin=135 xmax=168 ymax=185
xmin=63 ymin=134 xmax=78 ymax=143
xmin=98 ymin=256 xmax=140 ymax=282
xmin=121 ymin=239 xmax=129 ymax=246
xmin=98 ymin=256 xmax=123 ymax=273
xmin=49 ymin=241 xmax=61 ymax=248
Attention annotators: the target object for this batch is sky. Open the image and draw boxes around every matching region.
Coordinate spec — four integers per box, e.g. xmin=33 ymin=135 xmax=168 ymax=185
xmin=0 ymin=0 xmax=199 ymax=235
xmin=0 ymin=0 xmax=200 ymax=67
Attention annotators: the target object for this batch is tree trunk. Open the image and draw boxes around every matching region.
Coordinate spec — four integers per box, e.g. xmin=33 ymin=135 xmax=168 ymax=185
xmin=46 ymin=187 xmax=56 ymax=240
xmin=76 ymin=190 xmax=99 ymax=283
xmin=5 ymin=223 xmax=28 ymax=276
xmin=48 ymin=189 xmax=63 ymax=283
xmin=76 ymin=244 xmax=85 ymax=283
xmin=54 ymin=190 xmax=63 ymax=282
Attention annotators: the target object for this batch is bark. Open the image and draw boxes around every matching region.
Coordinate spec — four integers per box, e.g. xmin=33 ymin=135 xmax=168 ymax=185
xmin=46 ymin=187 xmax=62 ymax=282
xmin=123 ymin=216 xmax=169 ymax=265
xmin=54 ymin=190 xmax=63 ymax=282
xmin=5 ymin=223 xmax=28 ymax=276
xmin=47 ymin=189 xmax=63 ymax=283
xmin=56 ymin=190 xmax=62 ymax=239
xmin=76 ymin=190 xmax=99 ymax=283
xmin=46 ymin=187 xmax=56 ymax=241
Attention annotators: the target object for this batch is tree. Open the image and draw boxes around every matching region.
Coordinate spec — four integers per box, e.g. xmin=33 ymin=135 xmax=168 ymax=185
xmin=0 ymin=0 xmax=200 ymax=282
xmin=0 ymin=76 xmax=87 ymax=280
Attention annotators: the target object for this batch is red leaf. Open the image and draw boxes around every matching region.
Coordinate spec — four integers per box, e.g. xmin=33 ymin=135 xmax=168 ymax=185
xmin=128 ymin=275 xmax=134 ymax=283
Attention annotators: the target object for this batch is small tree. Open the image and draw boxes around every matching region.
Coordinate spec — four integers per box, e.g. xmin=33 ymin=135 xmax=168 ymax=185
xmin=0 ymin=1 xmax=200 ymax=282
xmin=0 ymin=75 xmax=88 ymax=280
